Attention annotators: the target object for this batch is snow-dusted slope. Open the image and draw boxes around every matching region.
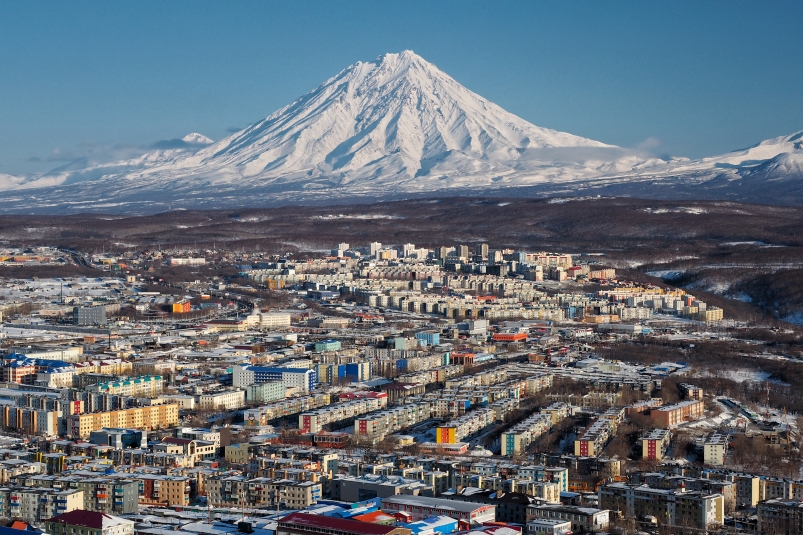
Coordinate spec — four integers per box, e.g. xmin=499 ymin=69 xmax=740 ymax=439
xmin=0 ymin=51 xmax=802 ymax=212
xmin=0 ymin=173 xmax=21 ymax=189
xmin=647 ymin=130 xmax=803 ymax=176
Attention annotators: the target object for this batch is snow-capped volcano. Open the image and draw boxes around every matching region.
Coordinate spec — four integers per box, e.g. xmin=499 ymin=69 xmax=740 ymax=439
xmin=1 ymin=51 xmax=802 ymax=212
xmin=3 ymin=51 xmax=631 ymax=199
xmin=184 ymin=50 xmax=611 ymax=182
xmin=135 ymin=49 xmax=626 ymax=191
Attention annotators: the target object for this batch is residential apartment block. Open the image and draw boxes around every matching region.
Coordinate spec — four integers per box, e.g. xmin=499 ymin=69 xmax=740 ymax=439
xmin=599 ymin=483 xmax=723 ymax=530
xmin=650 ymin=400 xmax=705 ymax=427
xmin=68 ymin=404 xmax=179 ymax=439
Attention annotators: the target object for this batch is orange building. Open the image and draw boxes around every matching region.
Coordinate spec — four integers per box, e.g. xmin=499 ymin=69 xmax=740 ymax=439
xmin=493 ymin=332 xmax=528 ymax=343
xmin=172 ymin=300 xmax=191 ymax=314
xmin=650 ymin=400 xmax=705 ymax=427
xmin=435 ymin=427 xmax=457 ymax=444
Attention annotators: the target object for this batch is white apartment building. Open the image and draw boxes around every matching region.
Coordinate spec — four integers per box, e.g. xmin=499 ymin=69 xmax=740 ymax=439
xmin=260 ymin=313 xmax=292 ymax=328
xmin=156 ymin=394 xmax=196 ymax=409
xmin=25 ymin=347 xmax=84 ymax=363
xmin=199 ymin=390 xmax=246 ymax=411
xmin=36 ymin=369 xmax=76 ymax=388
xmin=178 ymin=427 xmax=222 ymax=449
xmin=704 ymin=433 xmax=729 ymax=466
xmin=527 ymin=519 xmax=572 ymax=535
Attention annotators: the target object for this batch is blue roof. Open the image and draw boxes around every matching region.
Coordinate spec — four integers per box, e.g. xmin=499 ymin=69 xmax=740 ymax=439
xmin=5 ymin=356 xmax=73 ymax=371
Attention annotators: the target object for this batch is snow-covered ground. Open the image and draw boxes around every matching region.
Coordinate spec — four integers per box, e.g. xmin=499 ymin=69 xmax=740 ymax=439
xmin=645 ymin=270 xmax=686 ymax=280
xmin=641 ymin=206 xmax=707 ymax=215
xmin=690 ymin=367 xmax=790 ymax=386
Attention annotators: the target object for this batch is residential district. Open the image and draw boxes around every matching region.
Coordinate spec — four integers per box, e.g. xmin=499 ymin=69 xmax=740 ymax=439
xmin=0 ymin=241 xmax=795 ymax=535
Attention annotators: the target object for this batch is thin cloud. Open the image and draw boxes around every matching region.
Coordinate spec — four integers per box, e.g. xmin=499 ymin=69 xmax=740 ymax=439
xmin=151 ymin=139 xmax=194 ymax=150
xmin=47 ymin=148 xmax=78 ymax=162
xmin=637 ymin=136 xmax=663 ymax=152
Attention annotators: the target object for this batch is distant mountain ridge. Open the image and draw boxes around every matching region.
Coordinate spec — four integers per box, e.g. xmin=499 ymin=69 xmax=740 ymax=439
xmin=1 ymin=51 xmax=802 ymax=213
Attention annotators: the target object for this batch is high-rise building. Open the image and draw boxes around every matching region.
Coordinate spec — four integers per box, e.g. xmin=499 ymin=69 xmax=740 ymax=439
xmin=370 ymin=242 xmax=382 ymax=257
xmin=456 ymin=245 xmax=469 ymax=259
xmin=475 ymin=243 xmax=489 ymax=258
xmin=0 ymin=488 xmax=84 ymax=524
xmin=758 ymin=499 xmax=803 ymax=534
xmin=74 ymin=306 xmax=106 ymax=326
xmin=599 ymin=483 xmax=723 ymax=530
xmin=332 ymin=243 xmax=350 ymax=257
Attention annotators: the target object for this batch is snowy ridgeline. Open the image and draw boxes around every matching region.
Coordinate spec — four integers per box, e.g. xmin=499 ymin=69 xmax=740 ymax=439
xmin=0 ymin=51 xmax=801 ymax=211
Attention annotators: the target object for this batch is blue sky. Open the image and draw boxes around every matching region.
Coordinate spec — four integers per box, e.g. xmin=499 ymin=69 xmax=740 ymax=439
xmin=1 ymin=1 xmax=802 ymax=174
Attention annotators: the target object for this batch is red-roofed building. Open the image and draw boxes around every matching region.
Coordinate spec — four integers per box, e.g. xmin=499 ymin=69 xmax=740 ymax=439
xmin=351 ymin=511 xmax=398 ymax=525
xmin=45 ymin=510 xmax=134 ymax=535
xmin=278 ymin=513 xmax=412 ymax=535
xmin=493 ymin=332 xmax=527 ymax=343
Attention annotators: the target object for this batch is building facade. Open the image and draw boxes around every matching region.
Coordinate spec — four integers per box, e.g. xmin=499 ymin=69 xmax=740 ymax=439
xmin=69 ymin=405 xmax=179 ymax=439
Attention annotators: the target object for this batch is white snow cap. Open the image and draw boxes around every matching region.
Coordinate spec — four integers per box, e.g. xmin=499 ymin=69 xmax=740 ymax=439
xmin=182 ymin=133 xmax=214 ymax=145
